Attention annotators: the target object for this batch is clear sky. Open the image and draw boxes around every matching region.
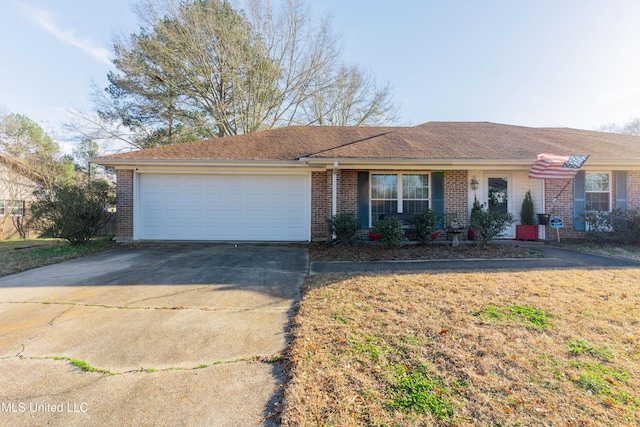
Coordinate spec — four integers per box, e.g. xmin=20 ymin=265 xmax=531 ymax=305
xmin=2 ymin=0 xmax=640 ymax=146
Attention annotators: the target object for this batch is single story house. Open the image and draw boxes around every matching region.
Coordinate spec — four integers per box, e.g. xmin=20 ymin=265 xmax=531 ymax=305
xmin=94 ymin=122 xmax=640 ymax=243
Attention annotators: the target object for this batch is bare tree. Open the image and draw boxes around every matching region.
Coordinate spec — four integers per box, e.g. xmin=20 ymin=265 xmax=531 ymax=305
xmin=82 ymin=0 xmax=397 ymax=149
xmin=598 ymin=117 xmax=640 ymax=136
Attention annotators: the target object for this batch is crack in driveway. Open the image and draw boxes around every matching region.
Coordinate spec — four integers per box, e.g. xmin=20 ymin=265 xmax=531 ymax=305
xmin=1 ymin=300 xmax=290 ymax=312
xmin=2 ymin=353 xmax=282 ymax=377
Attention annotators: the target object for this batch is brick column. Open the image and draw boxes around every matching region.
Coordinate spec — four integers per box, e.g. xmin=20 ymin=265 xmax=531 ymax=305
xmin=116 ymin=169 xmax=134 ymax=241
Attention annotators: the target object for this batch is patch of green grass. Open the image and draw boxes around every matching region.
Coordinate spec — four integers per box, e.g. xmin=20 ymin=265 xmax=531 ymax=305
xmin=350 ymin=335 xmax=390 ymax=361
xmin=0 ymin=237 xmax=115 ymax=277
xmin=574 ymin=371 xmax=610 ymax=394
xmin=569 ymin=362 xmax=630 ymax=382
xmin=193 ymin=364 xmax=208 ymax=369
xmin=331 ymin=310 xmax=348 ymax=325
xmin=387 ymin=364 xmax=454 ymax=420
xmin=51 ymin=356 xmax=113 ymax=375
xmin=473 ymin=304 xmax=553 ymax=329
xmin=570 ymin=362 xmax=639 ymax=407
xmin=566 ymin=339 xmax=615 ymax=361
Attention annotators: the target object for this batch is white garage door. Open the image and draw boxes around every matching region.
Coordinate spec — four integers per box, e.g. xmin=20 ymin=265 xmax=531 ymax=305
xmin=137 ymin=173 xmax=311 ymax=241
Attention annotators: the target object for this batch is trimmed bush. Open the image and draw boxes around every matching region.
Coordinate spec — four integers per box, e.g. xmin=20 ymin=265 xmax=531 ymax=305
xmin=327 ymin=213 xmax=360 ymax=244
xmin=470 ymin=208 xmax=514 ymax=245
xmin=583 ymin=210 xmax=611 ymax=242
xmin=410 ymin=210 xmax=441 ymax=244
xmin=372 ymin=216 xmax=407 ymax=246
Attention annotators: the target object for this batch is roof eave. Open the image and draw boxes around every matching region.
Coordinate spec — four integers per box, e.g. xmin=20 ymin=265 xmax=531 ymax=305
xmin=90 ymin=157 xmax=309 ymax=169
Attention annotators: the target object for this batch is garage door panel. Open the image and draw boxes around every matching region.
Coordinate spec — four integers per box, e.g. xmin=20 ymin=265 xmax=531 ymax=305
xmin=138 ymin=174 xmax=310 ymax=241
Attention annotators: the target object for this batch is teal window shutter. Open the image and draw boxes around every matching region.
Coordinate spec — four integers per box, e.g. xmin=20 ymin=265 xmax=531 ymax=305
xmin=573 ymin=171 xmax=586 ymax=230
xmin=431 ymin=172 xmax=445 ymax=228
xmin=357 ymin=172 xmax=370 ymax=228
xmin=615 ymin=171 xmax=627 ymax=210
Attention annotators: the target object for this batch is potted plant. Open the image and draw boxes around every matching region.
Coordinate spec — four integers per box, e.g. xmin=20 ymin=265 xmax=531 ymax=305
xmin=516 ymin=190 xmax=538 ymax=241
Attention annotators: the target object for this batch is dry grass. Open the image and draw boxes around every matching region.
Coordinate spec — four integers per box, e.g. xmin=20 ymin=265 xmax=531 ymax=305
xmin=282 ymin=269 xmax=640 ymax=426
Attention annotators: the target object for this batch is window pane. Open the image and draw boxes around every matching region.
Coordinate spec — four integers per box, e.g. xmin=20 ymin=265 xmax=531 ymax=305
xmin=403 ymin=200 xmax=430 ymax=214
xmin=586 ymin=193 xmax=610 ymax=211
xmin=402 ymin=174 xmax=429 ymax=200
xmin=371 ymin=200 xmax=398 ymax=220
xmin=585 ymin=173 xmax=609 ymax=192
xmin=0 ymin=200 xmax=5 ymax=216
xmin=371 ymin=174 xmax=397 ymax=200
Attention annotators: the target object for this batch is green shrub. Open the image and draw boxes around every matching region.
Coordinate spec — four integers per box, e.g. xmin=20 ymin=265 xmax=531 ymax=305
xmin=372 ymin=216 xmax=407 ymax=246
xmin=30 ymin=180 xmax=115 ymax=246
xmin=410 ymin=209 xmax=441 ymax=244
xmin=326 ymin=213 xmax=360 ymax=244
xmin=583 ymin=210 xmax=611 ymax=242
xmin=610 ymin=209 xmax=640 ymax=242
xmin=469 ymin=208 xmax=514 ymax=245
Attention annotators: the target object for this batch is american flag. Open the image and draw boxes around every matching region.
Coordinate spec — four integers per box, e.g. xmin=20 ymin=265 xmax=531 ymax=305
xmin=528 ymin=153 xmax=590 ymax=180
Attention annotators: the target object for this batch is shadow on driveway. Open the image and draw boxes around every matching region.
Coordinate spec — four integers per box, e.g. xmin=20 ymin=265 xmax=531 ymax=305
xmin=0 ymin=243 xmax=307 ymax=427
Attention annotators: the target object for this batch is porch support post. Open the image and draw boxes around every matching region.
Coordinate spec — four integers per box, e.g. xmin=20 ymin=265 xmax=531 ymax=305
xmin=332 ymin=161 xmax=338 ymax=216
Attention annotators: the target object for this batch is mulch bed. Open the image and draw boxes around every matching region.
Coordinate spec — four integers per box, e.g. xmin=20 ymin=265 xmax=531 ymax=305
xmin=308 ymin=241 xmax=545 ymax=262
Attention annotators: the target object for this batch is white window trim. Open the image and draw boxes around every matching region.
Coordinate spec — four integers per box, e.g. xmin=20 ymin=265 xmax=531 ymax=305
xmin=585 ymin=171 xmax=612 ymax=212
xmin=369 ymin=172 xmax=431 ymax=226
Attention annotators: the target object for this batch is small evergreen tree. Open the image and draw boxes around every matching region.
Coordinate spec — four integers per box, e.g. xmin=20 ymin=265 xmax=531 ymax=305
xmin=520 ymin=190 xmax=536 ymax=225
xmin=470 ymin=195 xmax=483 ymax=226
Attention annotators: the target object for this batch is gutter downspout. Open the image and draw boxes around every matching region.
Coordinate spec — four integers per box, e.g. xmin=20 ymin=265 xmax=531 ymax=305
xmin=332 ymin=161 xmax=338 ymax=217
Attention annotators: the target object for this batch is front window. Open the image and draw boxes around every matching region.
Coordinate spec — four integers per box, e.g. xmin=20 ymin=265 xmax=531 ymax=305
xmin=371 ymin=174 xmax=398 ymax=219
xmin=402 ymin=174 xmax=430 ymax=214
xmin=585 ymin=173 xmax=610 ymax=211
xmin=371 ymin=173 xmax=430 ymax=221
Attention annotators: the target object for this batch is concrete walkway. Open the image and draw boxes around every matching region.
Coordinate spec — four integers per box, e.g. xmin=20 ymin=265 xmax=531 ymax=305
xmin=310 ymin=242 xmax=640 ymax=274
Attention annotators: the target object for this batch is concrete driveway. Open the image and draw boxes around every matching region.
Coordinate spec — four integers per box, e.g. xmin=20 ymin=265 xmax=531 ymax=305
xmin=0 ymin=244 xmax=307 ymax=427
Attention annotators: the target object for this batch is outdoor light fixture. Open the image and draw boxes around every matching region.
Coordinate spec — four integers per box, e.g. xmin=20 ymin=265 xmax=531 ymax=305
xmin=470 ymin=175 xmax=479 ymax=191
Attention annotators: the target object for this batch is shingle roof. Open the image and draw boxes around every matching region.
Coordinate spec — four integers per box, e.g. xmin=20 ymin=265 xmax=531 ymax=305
xmin=100 ymin=126 xmax=402 ymax=161
xmin=98 ymin=122 xmax=640 ymax=162
xmin=309 ymin=122 xmax=640 ymax=160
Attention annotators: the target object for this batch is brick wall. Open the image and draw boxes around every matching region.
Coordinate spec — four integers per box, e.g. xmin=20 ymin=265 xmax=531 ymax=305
xmin=337 ymin=170 xmax=358 ymax=214
xmin=311 ymin=171 xmax=330 ymax=240
xmin=116 ymin=170 xmax=134 ymax=240
xmin=628 ymin=171 xmax=640 ymax=210
xmin=444 ymin=170 xmax=469 ymax=227
xmin=310 ymin=170 xmax=360 ymax=241
xmin=544 ymin=179 xmax=583 ymax=239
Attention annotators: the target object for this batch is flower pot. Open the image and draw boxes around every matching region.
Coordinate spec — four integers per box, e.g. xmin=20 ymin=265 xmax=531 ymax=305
xmin=369 ymin=232 xmax=381 ymax=241
xmin=516 ymin=224 xmax=538 ymax=241
xmin=537 ymin=214 xmax=550 ymax=225
xmin=467 ymin=228 xmax=476 ymax=241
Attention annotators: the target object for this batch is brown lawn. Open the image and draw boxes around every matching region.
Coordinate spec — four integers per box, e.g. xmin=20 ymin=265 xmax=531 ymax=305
xmin=282 ymin=269 xmax=640 ymax=426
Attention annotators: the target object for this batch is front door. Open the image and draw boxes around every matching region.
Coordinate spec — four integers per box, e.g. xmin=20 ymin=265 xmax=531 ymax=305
xmin=486 ymin=175 xmax=514 ymax=238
